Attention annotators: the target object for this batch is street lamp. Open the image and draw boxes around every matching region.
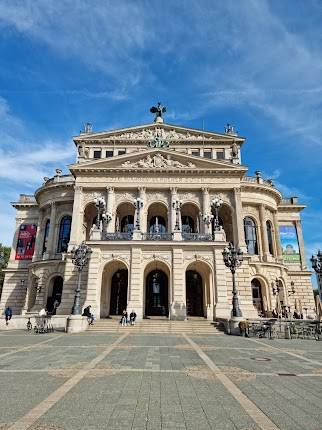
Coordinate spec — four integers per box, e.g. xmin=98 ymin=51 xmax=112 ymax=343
xmin=71 ymin=242 xmax=92 ymax=315
xmin=134 ymin=197 xmax=144 ymax=230
xmin=311 ymin=250 xmax=322 ymax=299
xmin=172 ymin=200 xmax=182 ymax=231
xmin=94 ymin=196 xmax=106 ymax=229
xmin=222 ymin=242 xmax=243 ymax=317
xmin=211 ymin=196 xmax=223 ymax=231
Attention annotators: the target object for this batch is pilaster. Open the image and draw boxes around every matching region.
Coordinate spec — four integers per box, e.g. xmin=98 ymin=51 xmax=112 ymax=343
xmin=259 ymin=204 xmax=269 ymax=261
xmin=232 ymin=187 xmax=247 ymax=251
xmin=295 ymin=220 xmax=307 ymax=270
xmin=128 ymin=248 xmax=143 ymax=319
xmin=170 ymin=248 xmax=185 ymax=320
xmin=47 ymin=202 xmax=57 ymax=257
xmin=273 ymin=211 xmax=283 ymax=262
xmin=202 ymin=187 xmax=211 ymax=234
xmin=69 ymin=186 xmax=83 ymax=248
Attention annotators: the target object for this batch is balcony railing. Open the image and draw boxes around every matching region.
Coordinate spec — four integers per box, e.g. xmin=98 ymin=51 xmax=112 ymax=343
xmin=182 ymin=233 xmax=213 ymax=241
xmin=102 ymin=232 xmax=133 ymax=241
xmin=141 ymin=233 xmax=173 ymax=241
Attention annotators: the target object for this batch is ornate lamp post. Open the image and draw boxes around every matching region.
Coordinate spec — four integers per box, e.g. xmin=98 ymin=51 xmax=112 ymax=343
xmin=134 ymin=197 xmax=144 ymax=230
xmin=311 ymin=250 xmax=322 ymax=300
xmin=172 ymin=200 xmax=182 ymax=231
xmin=94 ymin=196 xmax=106 ymax=229
xmin=222 ymin=242 xmax=243 ymax=317
xmin=211 ymin=196 xmax=223 ymax=231
xmin=71 ymin=242 xmax=92 ymax=315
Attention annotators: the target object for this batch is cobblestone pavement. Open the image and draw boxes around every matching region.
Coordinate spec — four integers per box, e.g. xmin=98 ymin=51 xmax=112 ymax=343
xmin=0 ymin=330 xmax=322 ymax=430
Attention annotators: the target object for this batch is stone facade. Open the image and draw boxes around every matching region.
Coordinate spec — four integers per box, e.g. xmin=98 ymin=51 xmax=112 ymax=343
xmin=0 ymin=121 xmax=315 ymax=320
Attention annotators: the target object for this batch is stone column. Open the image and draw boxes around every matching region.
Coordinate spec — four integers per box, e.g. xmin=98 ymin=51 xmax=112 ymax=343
xmin=69 ymin=186 xmax=83 ymax=248
xmin=202 ymin=187 xmax=211 ymax=234
xmin=139 ymin=187 xmax=146 ymax=232
xmin=295 ymin=220 xmax=307 ymax=270
xmin=47 ymin=202 xmax=57 ymax=258
xmin=272 ymin=211 xmax=283 ymax=262
xmin=106 ymin=187 xmax=114 ymax=233
xmin=33 ymin=208 xmax=44 ymax=261
xmin=259 ymin=204 xmax=269 ymax=261
xmin=170 ymin=188 xmax=177 ymax=232
xmin=232 ymin=188 xmax=247 ymax=251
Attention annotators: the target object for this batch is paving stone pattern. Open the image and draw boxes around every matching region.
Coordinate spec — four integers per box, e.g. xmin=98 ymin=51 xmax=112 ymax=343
xmin=0 ymin=330 xmax=321 ymax=429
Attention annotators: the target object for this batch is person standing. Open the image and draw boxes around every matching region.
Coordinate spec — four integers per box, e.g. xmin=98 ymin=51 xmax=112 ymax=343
xmin=4 ymin=306 xmax=12 ymax=326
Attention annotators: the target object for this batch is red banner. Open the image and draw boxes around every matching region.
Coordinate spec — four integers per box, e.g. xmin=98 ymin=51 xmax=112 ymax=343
xmin=15 ymin=224 xmax=37 ymax=260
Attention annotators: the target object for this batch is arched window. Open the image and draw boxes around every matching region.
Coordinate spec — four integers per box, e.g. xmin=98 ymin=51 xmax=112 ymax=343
xmin=121 ymin=215 xmax=134 ymax=233
xmin=244 ymin=217 xmax=258 ymax=254
xmin=42 ymin=219 xmax=50 ymax=254
xmin=266 ymin=221 xmax=274 ymax=255
xmin=57 ymin=216 xmax=72 ymax=253
xmin=182 ymin=216 xmax=194 ymax=234
xmin=149 ymin=216 xmax=166 ymax=233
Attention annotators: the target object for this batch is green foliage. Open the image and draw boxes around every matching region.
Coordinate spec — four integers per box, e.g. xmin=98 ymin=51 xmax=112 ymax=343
xmin=313 ymin=289 xmax=320 ymax=298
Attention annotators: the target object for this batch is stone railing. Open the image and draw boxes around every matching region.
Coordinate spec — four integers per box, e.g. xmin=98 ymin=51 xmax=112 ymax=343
xmin=102 ymin=232 xmax=133 ymax=241
xmin=141 ymin=233 xmax=173 ymax=241
xmin=182 ymin=233 xmax=213 ymax=241
xmin=243 ymin=176 xmax=274 ymax=186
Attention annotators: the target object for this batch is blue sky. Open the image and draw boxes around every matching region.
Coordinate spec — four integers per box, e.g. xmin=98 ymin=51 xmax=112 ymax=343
xmin=0 ymin=0 xmax=321 ymax=274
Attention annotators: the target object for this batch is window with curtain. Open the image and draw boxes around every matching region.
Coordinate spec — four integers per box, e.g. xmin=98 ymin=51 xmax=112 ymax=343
xmin=42 ymin=219 xmax=50 ymax=254
xmin=57 ymin=216 xmax=72 ymax=253
xmin=243 ymin=217 xmax=258 ymax=254
xmin=266 ymin=220 xmax=274 ymax=255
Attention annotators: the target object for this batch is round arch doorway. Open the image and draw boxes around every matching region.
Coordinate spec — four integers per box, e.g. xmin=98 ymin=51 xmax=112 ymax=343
xmin=145 ymin=270 xmax=168 ymax=317
xmin=110 ymin=269 xmax=128 ymax=315
xmin=46 ymin=276 xmax=63 ymax=315
xmin=186 ymin=270 xmax=204 ymax=317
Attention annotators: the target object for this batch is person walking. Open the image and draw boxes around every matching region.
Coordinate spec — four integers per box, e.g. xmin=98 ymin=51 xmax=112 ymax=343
xmin=121 ymin=309 xmax=128 ymax=326
xmin=129 ymin=310 xmax=137 ymax=326
xmin=4 ymin=306 xmax=12 ymax=326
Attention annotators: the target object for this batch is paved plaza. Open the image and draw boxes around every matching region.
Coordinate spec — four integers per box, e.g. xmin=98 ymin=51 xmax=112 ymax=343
xmin=0 ymin=330 xmax=322 ymax=430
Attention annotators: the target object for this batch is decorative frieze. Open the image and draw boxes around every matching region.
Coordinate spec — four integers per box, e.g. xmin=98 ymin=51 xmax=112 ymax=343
xmin=122 ymin=153 xmax=195 ymax=169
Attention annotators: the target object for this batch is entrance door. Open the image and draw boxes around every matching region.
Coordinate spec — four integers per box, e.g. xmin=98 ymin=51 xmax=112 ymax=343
xmin=145 ymin=270 xmax=168 ymax=316
xmin=110 ymin=269 xmax=128 ymax=315
xmin=46 ymin=277 xmax=63 ymax=314
xmin=186 ymin=270 xmax=204 ymax=317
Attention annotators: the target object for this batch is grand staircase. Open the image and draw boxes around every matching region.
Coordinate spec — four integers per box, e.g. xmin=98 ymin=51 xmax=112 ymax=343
xmin=87 ymin=317 xmax=222 ymax=334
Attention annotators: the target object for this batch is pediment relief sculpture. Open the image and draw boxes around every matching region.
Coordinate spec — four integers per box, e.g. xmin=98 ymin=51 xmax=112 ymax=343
xmin=103 ymin=127 xmax=216 ymax=141
xmin=122 ymin=153 xmax=195 ymax=169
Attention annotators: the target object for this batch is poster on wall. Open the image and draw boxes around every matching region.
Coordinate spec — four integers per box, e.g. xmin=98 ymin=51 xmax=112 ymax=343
xmin=15 ymin=224 xmax=37 ymax=260
xmin=279 ymin=225 xmax=301 ymax=264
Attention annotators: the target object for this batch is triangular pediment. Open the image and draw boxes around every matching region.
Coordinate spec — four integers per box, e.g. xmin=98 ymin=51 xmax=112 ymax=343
xmin=73 ymin=122 xmax=245 ymax=144
xmin=69 ymin=148 xmax=247 ymax=176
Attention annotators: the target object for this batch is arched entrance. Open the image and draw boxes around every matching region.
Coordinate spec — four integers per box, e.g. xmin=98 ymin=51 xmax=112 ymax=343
xmin=186 ymin=270 xmax=204 ymax=316
xmin=145 ymin=269 xmax=168 ymax=316
xmin=46 ymin=276 xmax=63 ymax=314
xmin=185 ymin=261 xmax=213 ymax=319
xmin=110 ymin=269 xmax=128 ymax=315
xmin=100 ymin=260 xmax=129 ymax=318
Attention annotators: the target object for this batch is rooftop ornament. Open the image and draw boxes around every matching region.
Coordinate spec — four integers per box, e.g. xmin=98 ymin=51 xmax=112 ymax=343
xmin=150 ymin=102 xmax=166 ymax=124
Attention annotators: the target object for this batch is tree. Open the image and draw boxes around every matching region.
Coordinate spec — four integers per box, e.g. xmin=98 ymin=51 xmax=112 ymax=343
xmin=0 ymin=245 xmax=11 ymax=299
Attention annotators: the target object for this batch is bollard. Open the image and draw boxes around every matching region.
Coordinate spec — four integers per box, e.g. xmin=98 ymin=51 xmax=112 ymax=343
xmin=284 ymin=325 xmax=291 ymax=339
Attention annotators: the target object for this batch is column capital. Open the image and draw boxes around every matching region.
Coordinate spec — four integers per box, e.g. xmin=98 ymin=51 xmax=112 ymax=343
xmin=202 ymin=187 xmax=209 ymax=194
xmin=138 ymin=186 xmax=146 ymax=192
xmin=75 ymin=185 xmax=83 ymax=192
xmin=107 ymin=186 xmax=114 ymax=193
xmin=170 ymin=187 xmax=177 ymax=195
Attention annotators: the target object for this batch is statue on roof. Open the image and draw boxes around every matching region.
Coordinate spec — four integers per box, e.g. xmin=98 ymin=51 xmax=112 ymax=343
xmin=150 ymin=102 xmax=166 ymax=123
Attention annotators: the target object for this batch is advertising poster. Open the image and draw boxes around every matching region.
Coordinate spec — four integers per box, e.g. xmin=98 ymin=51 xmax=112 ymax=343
xmin=15 ymin=224 xmax=37 ymax=260
xmin=279 ymin=225 xmax=301 ymax=264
